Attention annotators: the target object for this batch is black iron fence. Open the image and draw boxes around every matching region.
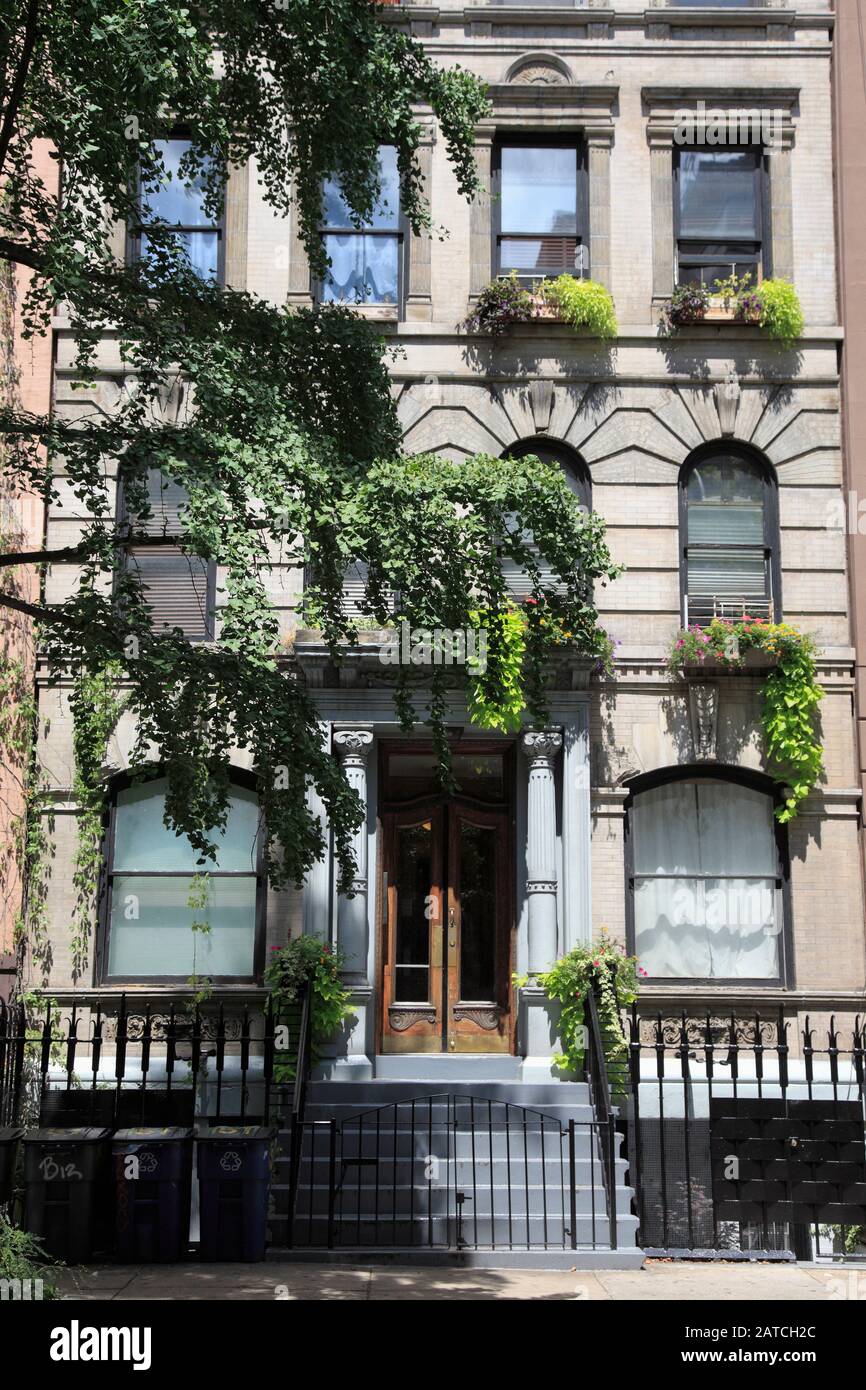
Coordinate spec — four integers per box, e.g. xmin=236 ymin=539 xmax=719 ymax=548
xmin=0 ymin=993 xmax=289 ymax=1131
xmin=285 ymin=1094 xmax=617 ymax=1253
xmin=625 ymin=1008 xmax=866 ymax=1259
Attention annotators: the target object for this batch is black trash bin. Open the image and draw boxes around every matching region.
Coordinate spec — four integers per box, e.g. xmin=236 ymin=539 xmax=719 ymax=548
xmin=23 ymin=1127 xmax=111 ymax=1263
xmin=196 ymin=1125 xmax=274 ymax=1262
xmin=112 ymin=1127 xmax=193 ymax=1262
xmin=0 ymin=1127 xmax=23 ymax=1204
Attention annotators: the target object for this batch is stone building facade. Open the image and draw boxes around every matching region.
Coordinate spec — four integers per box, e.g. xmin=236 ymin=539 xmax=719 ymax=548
xmin=36 ymin=0 xmax=864 ymax=1077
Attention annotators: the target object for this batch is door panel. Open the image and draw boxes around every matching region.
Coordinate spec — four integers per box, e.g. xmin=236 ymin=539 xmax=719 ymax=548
xmin=446 ymin=806 xmax=510 ymax=1054
xmin=381 ymin=800 xmax=511 ymax=1054
xmin=382 ymin=805 xmax=443 ymax=1052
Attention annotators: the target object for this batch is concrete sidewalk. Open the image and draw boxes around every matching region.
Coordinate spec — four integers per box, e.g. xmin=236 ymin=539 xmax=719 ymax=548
xmin=55 ymin=1260 xmax=866 ymax=1301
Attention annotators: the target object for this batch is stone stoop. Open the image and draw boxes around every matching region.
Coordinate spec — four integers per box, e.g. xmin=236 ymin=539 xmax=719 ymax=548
xmin=267 ymin=1078 xmax=644 ymax=1270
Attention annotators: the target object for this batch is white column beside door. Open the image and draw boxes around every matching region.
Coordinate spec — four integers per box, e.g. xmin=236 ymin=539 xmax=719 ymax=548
xmin=520 ymin=729 xmax=564 ymax=1080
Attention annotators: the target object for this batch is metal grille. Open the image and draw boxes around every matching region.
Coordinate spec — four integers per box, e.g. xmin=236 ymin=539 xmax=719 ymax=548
xmin=286 ymin=1093 xmax=617 ymax=1253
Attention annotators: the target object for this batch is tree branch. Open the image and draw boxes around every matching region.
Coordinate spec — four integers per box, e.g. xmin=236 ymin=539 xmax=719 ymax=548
xmin=0 ymin=0 xmax=40 ymax=181
xmin=0 ymin=235 xmax=44 ymax=271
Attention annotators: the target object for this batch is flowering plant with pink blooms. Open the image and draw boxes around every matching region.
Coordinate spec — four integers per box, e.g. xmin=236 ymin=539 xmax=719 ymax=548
xmin=517 ymin=928 xmax=642 ymax=1092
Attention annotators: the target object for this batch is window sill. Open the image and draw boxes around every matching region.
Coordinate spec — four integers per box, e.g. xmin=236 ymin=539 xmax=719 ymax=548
xmin=322 ymin=303 xmax=399 ymax=323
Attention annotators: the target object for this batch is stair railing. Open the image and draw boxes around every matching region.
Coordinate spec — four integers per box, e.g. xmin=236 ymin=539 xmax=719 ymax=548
xmin=286 ymin=979 xmax=314 ymax=1248
xmin=583 ymin=983 xmax=618 ymax=1250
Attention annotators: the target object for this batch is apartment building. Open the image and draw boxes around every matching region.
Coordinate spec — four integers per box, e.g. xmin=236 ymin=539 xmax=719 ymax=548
xmin=31 ymin=1 xmax=862 ymax=1126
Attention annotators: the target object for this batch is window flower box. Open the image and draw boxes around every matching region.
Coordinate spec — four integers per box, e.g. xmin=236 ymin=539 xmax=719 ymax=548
xmin=679 ymin=646 xmax=780 ymax=679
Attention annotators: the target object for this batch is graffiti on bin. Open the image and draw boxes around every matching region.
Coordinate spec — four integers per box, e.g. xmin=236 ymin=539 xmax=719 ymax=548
xmin=38 ymin=1155 xmax=83 ymax=1180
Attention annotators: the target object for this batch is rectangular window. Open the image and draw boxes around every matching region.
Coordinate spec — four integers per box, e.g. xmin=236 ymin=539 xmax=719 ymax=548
xmin=676 ymin=148 xmax=764 ymax=288
xmin=105 ymin=779 xmax=260 ymax=980
xmin=494 ymin=141 xmax=584 ymax=285
xmin=122 ymin=471 xmax=216 ymax=641
xmin=320 ymin=145 xmax=401 ymax=305
xmin=131 ymin=138 xmax=222 ymax=282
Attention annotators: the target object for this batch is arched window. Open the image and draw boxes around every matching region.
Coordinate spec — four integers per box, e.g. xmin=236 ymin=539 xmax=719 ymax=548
xmin=503 ymin=437 xmax=590 ymax=512
xmin=626 ymin=771 xmax=787 ymax=983
xmin=99 ymin=774 xmax=262 ymax=982
xmin=680 ymin=445 xmax=779 ymax=627
xmin=500 ymin=438 xmax=591 ymax=599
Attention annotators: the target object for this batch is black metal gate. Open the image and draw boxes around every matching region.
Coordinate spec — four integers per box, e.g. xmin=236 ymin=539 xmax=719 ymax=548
xmin=286 ymin=1093 xmax=617 ymax=1253
xmin=626 ymin=1008 xmax=866 ymax=1259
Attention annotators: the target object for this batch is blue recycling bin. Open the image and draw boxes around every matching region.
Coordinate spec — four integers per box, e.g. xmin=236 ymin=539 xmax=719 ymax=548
xmin=112 ymin=1127 xmax=193 ymax=1262
xmin=195 ymin=1125 xmax=274 ymax=1262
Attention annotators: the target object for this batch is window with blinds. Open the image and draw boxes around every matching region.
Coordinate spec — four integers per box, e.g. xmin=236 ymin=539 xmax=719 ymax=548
xmin=683 ymin=452 xmax=775 ymax=627
xmin=499 ymin=440 xmax=591 ymax=600
xmin=675 ymin=148 xmax=764 ymax=288
xmin=124 ymin=471 xmax=215 ymax=640
xmin=494 ymin=143 xmax=585 ymax=286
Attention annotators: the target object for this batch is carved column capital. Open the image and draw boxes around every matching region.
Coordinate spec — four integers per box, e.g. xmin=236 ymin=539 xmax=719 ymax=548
xmin=521 ymin=729 xmax=563 ymax=767
xmin=333 ymin=728 xmax=374 ymax=767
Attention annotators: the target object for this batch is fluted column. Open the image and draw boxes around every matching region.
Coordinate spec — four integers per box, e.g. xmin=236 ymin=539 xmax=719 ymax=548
xmin=333 ymin=728 xmax=373 ymax=976
xmin=521 ymin=729 xmax=562 ymax=974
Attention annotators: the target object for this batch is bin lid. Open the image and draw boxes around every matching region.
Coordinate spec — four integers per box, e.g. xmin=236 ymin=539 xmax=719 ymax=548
xmin=0 ymin=1127 xmax=24 ymax=1142
xmin=195 ymin=1124 xmax=275 ymax=1141
xmin=113 ymin=1127 xmax=192 ymax=1141
xmin=25 ymin=1127 xmax=111 ymax=1142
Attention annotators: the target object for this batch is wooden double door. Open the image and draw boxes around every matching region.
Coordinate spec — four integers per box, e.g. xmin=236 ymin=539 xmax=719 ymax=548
xmin=381 ymin=799 xmax=513 ymax=1053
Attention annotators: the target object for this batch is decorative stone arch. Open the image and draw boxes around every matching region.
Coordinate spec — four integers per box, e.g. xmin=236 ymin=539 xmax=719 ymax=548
xmin=503 ymin=52 xmax=573 ymax=87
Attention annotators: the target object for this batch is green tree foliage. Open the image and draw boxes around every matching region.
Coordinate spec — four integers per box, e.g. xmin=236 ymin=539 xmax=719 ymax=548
xmin=0 ymin=2 xmax=619 ymax=898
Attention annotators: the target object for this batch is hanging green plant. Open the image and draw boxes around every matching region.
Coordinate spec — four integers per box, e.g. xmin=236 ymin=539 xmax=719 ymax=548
xmin=667 ymin=617 xmax=823 ymax=822
xmin=539 ymin=275 xmax=618 ymax=339
xmin=739 ymin=278 xmax=804 ymax=347
xmin=265 ymin=937 xmax=354 ymax=1079
xmin=69 ymin=663 xmax=126 ymax=983
xmin=519 ymin=932 xmax=642 ymax=1094
xmin=462 ymin=271 xmax=536 ymax=336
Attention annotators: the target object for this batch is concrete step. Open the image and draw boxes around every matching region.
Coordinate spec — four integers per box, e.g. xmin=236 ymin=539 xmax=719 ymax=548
xmin=273 ymin=1153 xmax=630 ymax=1182
xmin=305 ymin=1079 xmax=592 ymax=1107
xmin=268 ymin=1211 xmax=639 ymax=1247
xmin=276 ymin=1182 xmax=635 ymax=1219
xmin=266 ymin=1246 xmax=646 ymax=1270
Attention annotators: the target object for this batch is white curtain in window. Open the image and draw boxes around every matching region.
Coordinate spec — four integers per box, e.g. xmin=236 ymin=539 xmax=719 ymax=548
xmin=633 ymin=780 xmax=780 ymax=979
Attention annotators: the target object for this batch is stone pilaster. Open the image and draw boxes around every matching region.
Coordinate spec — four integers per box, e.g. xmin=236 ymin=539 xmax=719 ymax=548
xmin=767 ymin=142 xmax=794 ymax=282
xmin=649 ymin=138 xmax=675 ymax=304
xmin=287 ymin=173 xmax=313 ymax=308
xmin=469 ymin=136 xmax=493 ymax=300
xmin=586 ymin=135 xmax=613 ymax=290
xmin=405 ymin=128 xmax=435 ymax=321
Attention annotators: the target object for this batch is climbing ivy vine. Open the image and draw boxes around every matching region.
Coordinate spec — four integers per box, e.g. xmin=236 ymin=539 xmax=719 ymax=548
xmin=68 ymin=664 xmax=125 ymax=982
